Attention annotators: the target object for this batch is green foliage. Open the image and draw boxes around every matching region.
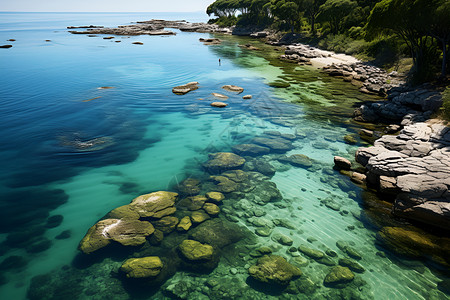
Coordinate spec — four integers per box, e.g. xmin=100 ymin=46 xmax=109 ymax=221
xmin=318 ymin=34 xmax=366 ymax=54
xmin=439 ymin=87 xmax=450 ymax=121
xmin=317 ymin=0 xmax=357 ymax=34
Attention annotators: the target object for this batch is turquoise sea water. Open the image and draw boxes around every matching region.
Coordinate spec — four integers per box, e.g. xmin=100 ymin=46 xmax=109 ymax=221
xmin=0 ymin=12 xmax=449 ymax=300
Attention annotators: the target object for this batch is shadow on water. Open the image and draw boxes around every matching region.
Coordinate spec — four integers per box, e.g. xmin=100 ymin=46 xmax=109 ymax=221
xmin=245 ymin=277 xmax=286 ymax=296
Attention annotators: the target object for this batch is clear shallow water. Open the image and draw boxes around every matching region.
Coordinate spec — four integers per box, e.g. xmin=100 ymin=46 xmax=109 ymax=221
xmin=0 ymin=12 xmax=449 ymax=300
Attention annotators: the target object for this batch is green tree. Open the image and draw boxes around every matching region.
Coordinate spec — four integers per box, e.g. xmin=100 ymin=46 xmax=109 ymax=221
xmin=430 ymin=1 xmax=450 ymax=78
xmin=366 ymin=0 xmax=440 ymax=80
xmin=300 ymin=0 xmax=326 ymax=35
xmin=270 ymin=0 xmax=302 ymax=33
xmin=317 ymin=0 xmax=357 ymax=34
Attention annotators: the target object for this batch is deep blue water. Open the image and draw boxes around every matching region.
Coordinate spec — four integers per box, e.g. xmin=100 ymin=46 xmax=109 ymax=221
xmin=0 ymin=12 xmax=449 ymax=300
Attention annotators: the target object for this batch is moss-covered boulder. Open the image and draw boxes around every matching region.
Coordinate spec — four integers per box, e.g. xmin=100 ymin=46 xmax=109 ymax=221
xmin=177 ymin=216 xmax=192 ymax=232
xmin=78 ymin=219 xmax=155 ymax=254
xmin=338 ymin=258 xmax=365 ymax=273
xmin=129 ymin=191 xmax=178 ymax=219
xmin=107 ymin=205 xmax=140 ymax=220
xmin=377 ymin=226 xmax=450 ymax=266
xmin=209 ymin=176 xmax=239 ymax=193
xmin=178 ymin=195 xmax=207 ymax=211
xmin=221 ymin=169 xmax=248 ymax=182
xmin=120 ymin=256 xmax=163 ymax=279
xmin=298 ymin=244 xmax=325 ymax=259
xmin=203 ymin=203 xmax=220 ymax=216
xmin=108 ymin=219 xmax=155 ymax=246
xmin=203 ymin=152 xmax=245 ymax=173
xmin=323 ymin=266 xmax=354 ymax=286
xmin=206 ymin=192 xmax=225 ymax=204
xmin=191 ymin=211 xmax=210 ymax=224
xmin=175 ymin=178 xmax=201 ymax=195
xmin=248 ymin=255 xmax=302 ymax=286
xmin=189 ymin=218 xmax=246 ymax=248
xmin=152 ymin=216 xmax=179 ymax=234
xmin=178 ymin=240 xmax=214 ymax=261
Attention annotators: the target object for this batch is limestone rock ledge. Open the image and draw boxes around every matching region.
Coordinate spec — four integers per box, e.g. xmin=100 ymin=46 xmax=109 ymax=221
xmin=355 ymin=122 xmax=450 ymax=230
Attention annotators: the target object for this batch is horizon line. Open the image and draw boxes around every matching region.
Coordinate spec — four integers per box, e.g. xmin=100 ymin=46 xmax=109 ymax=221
xmin=0 ymin=10 xmax=208 ymax=13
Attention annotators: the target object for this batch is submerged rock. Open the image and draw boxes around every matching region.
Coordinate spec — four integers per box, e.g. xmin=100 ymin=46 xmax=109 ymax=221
xmin=252 ymin=137 xmax=293 ymax=153
xmin=248 ymin=255 xmax=302 ymax=286
xmin=334 ymin=156 xmax=352 ymax=170
xmin=298 ymin=244 xmax=325 ymax=259
xmin=222 ymin=85 xmax=244 ymax=94
xmin=206 ymin=191 xmax=225 ymax=204
xmin=203 ymin=152 xmax=245 ymax=173
xmin=377 ymin=226 xmax=450 ymax=266
xmin=78 ymin=218 xmax=155 ymax=254
xmin=211 ymin=93 xmax=229 ymax=100
xmin=210 ymin=101 xmax=228 ymax=107
xmin=338 ymin=258 xmax=365 ymax=273
xmin=190 ymin=210 xmax=210 ymax=224
xmin=232 ymin=144 xmax=270 ymax=156
xmin=203 ymin=203 xmax=220 ymax=216
xmin=177 ymin=216 xmax=192 ymax=232
xmin=152 ymin=216 xmax=179 ymax=234
xmin=175 ymin=178 xmax=201 ymax=195
xmin=323 ymin=266 xmax=354 ymax=286
xmin=172 ymin=82 xmax=199 ymax=95
xmin=281 ymin=154 xmax=313 ymax=168
xmin=120 ymin=256 xmax=163 ymax=278
xmin=178 ymin=240 xmax=214 ymax=261
xmin=129 ymin=191 xmax=178 ymax=218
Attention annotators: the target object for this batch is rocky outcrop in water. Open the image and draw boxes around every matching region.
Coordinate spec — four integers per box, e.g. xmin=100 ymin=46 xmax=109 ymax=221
xmin=323 ymin=62 xmax=404 ymax=96
xmin=68 ymin=23 xmax=176 ymax=36
xmin=248 ymin=255 xmax=302 ymax=286
xmin=354 ymin=85 xmax=443 ymax=124
xmin=172 ymin=82 xmax=199 ymax=95
xmin=355 ymin=122 xmax=450 ymax=230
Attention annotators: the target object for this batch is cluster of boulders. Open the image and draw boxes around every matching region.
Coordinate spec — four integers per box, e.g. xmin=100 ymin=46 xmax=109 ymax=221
xmin=136 ymin=19 xmax=232 ymax=34
xmin=355 ymin=122 xmax=450 ymax=230
xmin=280 ymin=44 xmax=328 ymax=65
xmin=172 ymin=82 xmax=249 ymax=108
xmin=354 ymin=84 xmax=444 ymax=125
xmin=323 ymin=62 xmax=405 ymax=96
xmin=68 ymin=23 xmax=176 ymax=36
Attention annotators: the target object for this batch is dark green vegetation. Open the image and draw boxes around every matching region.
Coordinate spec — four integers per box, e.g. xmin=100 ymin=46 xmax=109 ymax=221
xmin=207 ymin=0 xmax=450 ymax=83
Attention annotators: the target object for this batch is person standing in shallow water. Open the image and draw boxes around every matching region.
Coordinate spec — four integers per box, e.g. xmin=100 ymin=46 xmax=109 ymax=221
xmin=219 ymin=58 xmax=221 ymax=66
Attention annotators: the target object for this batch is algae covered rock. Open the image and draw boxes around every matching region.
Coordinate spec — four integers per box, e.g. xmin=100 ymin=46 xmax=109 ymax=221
xmin=203 ymin=152 xmax=245 ymax=173
xmin=339 ymin=258 xmax=365 ymax=273
xmin=324 ymin=266 xmax=354 ymax=286
xmin=108 ymin=219 xmax=155 ymax=246
xmin=189 ymin=218 xmax=246 ymax=248
xmin=177 ymin=216 xmax=192 ymax=232
xmin=191 ymin=210 xmax=210 ymax=224
xmin=178 ymin=195 xmax=207 ymax=211
xmin=206 ymin=192 xmax=225 ymax=204
xmin=209 ymin=175 xmax=239 ymax=193
xmin=178 ymin=240 xmax=214 ymax=261
xmin=107 ymin=205 xmax=140 ymax=220
xmin=175 ymin=178 xmax=201 ymax=195
xmin=79 ymin=218 xmax=155 ymax=254
xmin=377 ymin=226 xmax=450 ymax=266
xmin=298 ymin=244 xmax=325 ymax=259
xmin=129 ymin=191 xmax=178 ymax=218
xmin=248 ymin=255 xmax=302 ymax=286
xmin=152 ymin=216 xmax=179 ymax=234
xmin=203 ymin=203 xmax=220 ymax=216
xmin=120 ymin=256 xmax=163 ymax=278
